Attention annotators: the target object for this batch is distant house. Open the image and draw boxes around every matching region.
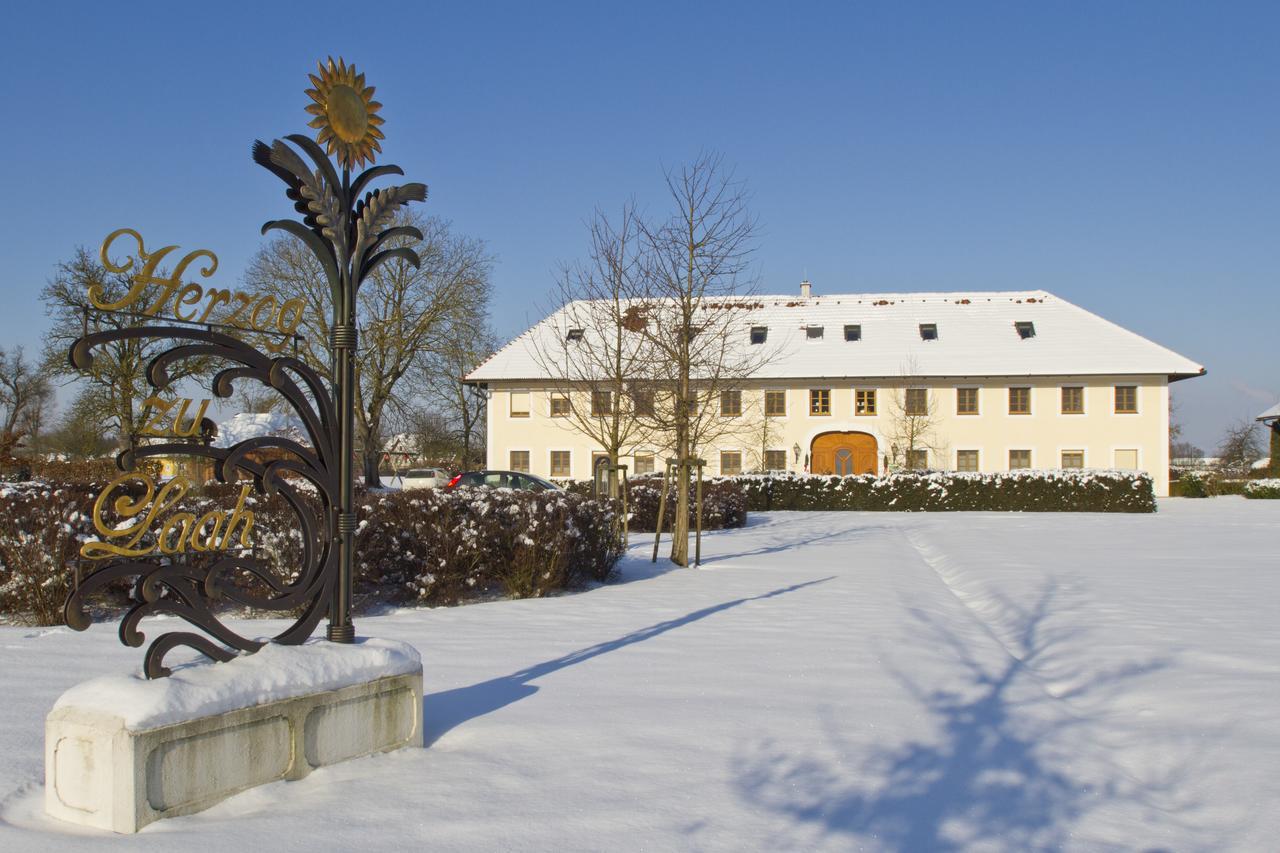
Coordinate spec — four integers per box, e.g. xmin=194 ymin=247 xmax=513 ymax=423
xmin=1257 ymin=403 xmax=1280 ymax=476
xmin=381 ymin=433 xmax=427 ymax=472
xmin=155 ymin=412 xmax=308 ymax=481
xmin=467 ymin=287 xmax=1203 ymax=496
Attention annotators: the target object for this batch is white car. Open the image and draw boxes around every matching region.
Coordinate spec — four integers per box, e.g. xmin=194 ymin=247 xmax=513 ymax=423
xmin=396 ymin=468 xmax=452 ymax=490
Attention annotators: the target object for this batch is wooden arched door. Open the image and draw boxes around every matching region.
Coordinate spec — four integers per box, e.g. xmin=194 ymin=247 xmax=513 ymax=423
xmin=811 ymin=432 xmax=878 ymax=475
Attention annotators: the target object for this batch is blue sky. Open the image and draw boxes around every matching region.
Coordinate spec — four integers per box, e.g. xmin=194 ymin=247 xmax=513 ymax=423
xmin=2 ymin=1 xmax=1277 ymax=449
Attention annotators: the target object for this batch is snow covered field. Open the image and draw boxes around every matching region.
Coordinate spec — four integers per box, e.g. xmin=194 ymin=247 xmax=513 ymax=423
xmin=2 ymin=499 xmax=1278 ymax=851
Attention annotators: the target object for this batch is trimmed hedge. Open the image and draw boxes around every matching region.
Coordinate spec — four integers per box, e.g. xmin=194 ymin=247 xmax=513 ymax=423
xmin=566 ymin=476 xmax=749 ymax=532
xmin=625 ymin=477 xmax=748 ymax=532
xmin=731 ymin=470 xmax=1157 ymax=513
xmin=1243 ymin=479 xmax=1280 ymax=499
xmin=1169 ymin=473 xmax=1247 ymax=498
xmin=356 ymin=487 xmax=624 ymax=603
xmin=0 ymin=477 xmax=624 ymax=625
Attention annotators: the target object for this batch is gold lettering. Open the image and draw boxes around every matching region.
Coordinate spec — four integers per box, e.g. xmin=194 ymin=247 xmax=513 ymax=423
xmin=138 ymin=396 xmax=176 ymax=437
xmin=173 ymin=283 xmax=204 ymax=322
xmin=92 ymin=230 xmax=218 ymax=318
xmin=171 ymin=398 xmax=210 ymax=438
xmin=218 ymin=485 xmax=255 ymax=550
xmin=92 ymin=229 xmax=179 ymax=312
xmin=82 ymin=472 xmax=189 ymax=559
xmin=277 ymin=298 xmax=306 ymax=336
xmin=93 ymin=230 xmax=291 ymax=336
xmin=139 ymin=396 xmax=211 ymax=437
xmin=159 ymin=512 xmax=196 ymax=554
xmin=80 ymin=472 xmax=254 ymax=560
xmin=140 ymin=248 xmax=218 ymax=317
xmin=250 ymin=295 xmax=278 ymax=330
xmin=226 ymin=292 xmax=254 ymax=327
xmin=198 ymin=288 xmax=232 ymax=323
xmin=189 ymin=511 xmax=225 ymax=552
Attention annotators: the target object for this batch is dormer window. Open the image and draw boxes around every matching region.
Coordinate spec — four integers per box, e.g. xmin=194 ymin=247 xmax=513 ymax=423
xmin=806 ymin=325 xmax=824 ymax=340
xmin=1015 ymin=321 xmax=1035 ymax=339
xmin=750 ymin=326 xmax=767 ymax=344
xmin=844 ymin=324 xmax=861 ymax=342
xmin=566 ymin=328 xmax=584 ymax=342
xmin=919 ymin=323 xmax=938 ymax=341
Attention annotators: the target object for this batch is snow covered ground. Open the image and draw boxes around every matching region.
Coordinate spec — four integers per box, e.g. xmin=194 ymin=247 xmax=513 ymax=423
xmin=1 ymin=498 xmax=1277 ymax=851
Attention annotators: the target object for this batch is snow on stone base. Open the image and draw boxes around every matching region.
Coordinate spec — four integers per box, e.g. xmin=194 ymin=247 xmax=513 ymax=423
xmin=45 ymin=639 xmax=423 ymax=833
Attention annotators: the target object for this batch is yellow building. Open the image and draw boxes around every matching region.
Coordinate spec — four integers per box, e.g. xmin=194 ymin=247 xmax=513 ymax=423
xmin=467 ymin=289 xmax=1202 ymax=496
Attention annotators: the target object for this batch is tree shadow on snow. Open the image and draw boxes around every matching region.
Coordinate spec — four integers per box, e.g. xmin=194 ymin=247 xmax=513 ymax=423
xmin=423 ymin=576 xmax=834 ymax=745
xmin=697 ymin=523 xmax=897 ymax=566
xmin=730 ymin=580 xmax=1213 ymax=851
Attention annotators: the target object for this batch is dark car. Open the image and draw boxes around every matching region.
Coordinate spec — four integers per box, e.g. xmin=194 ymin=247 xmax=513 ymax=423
xmin=444 ymin=470 xmax=561 ymax=491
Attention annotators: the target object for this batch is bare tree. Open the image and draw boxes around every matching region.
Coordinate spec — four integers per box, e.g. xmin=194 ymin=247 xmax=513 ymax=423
xmin=41 ymin=248 xmax=208 ymax=443
xmin=0 ymin=347 xmax=54 ymax=454
xmin=233 ymin=382 xmax=282 ymax=415
xmin=246 ymin=211 xmax=493 ymax=486
xmin=1215 ymin=418 xmax=1262 ymax=478
xmin=631 ymin=153 xmax=769 ymax=566
xmin=407 ymin=410 xmax=458 ymax=464
xmin=882 ymin=360 xmax=947 ymax=471
xmin=530 ymin=204 xmax=653 ymax=496
xmin=747 ymin=395 xmax=784 ymax=472
xmin=419 ymin=325 xmax=495 ymax=470
xmin=45 ymin=390 xmax=116 ymax=460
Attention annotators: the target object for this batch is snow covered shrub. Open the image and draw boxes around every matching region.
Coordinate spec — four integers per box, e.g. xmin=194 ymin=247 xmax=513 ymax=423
xmin=0 ymin=475 xmax=310 ymax=625
xmin=1243 ymin=479 xmax=1280 ymax=499
xmin=0 ymin=481 xmax=96 ymax=624
xmin=1169 ymin=473 xmax=1246 ymax=498
xmin=355 ymin=487 xmax=624 ymax=606
xmin=733 ymin=470 xmax=1156 ymax=513
xmin=29 ymin=457 xmax=162 ymax=483
xmin=0 ymin=472 xmax=624 ymax=624
xmin=622 ymin=477 xmax=748 ymax=532
xmin=1171 ymin=471 xmax=1211 ymax=498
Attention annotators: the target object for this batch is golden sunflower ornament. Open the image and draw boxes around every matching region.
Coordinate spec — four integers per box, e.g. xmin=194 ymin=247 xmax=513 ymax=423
xmin=305 ymin=57 xmax=385 ymax=170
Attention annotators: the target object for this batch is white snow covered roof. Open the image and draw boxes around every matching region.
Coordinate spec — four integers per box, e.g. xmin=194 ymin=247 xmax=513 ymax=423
xmin=213 ymin=412 xmax=309 ymax=448
xmin=1257 ymin=403 xmax=1280 ymax=423
xmin=383 ymin=433 xmax=422 ymax=455
xmin=468 ymin=290 xmax=1204 ymax=382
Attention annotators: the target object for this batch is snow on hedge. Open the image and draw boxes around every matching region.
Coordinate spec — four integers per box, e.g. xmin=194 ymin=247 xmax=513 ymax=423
xmin=730 ymin=469 xmax=1156 ymax=512
xmin=1244 ymin=479 xmax=1280 ymax=498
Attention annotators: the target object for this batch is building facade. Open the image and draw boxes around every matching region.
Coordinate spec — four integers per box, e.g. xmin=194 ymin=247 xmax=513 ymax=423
xmin=468 ymin=290 xmax=1203 ymax=496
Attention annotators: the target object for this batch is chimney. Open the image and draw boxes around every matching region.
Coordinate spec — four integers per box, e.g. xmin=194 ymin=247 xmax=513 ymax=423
xmin=800 ymin=279 xmax=812 ymax=298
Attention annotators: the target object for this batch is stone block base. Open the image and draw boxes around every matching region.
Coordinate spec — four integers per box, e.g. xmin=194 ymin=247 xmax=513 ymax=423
xmin=46 ymin=668 xmax=422 ymax=833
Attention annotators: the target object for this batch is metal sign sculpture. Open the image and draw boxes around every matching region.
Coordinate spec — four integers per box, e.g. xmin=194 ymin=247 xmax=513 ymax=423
xmin=64 ymin=58 xmax=426 ymax=677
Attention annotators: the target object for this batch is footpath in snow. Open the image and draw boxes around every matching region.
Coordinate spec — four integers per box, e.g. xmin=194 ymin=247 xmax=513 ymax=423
xmin=1 ymin=498 xmax=1277 ymax=851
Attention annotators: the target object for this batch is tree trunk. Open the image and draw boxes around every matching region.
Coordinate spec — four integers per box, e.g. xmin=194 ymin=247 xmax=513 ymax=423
xmin=671 ymin=460 xmax=689 ymax=566
xmin=1271 ymin=425 xmax=1280 ymax=478
xmin=363 ymin=449 xmax=383 ymax=488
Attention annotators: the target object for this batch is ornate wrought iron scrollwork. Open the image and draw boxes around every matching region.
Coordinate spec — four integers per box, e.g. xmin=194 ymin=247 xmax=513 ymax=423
xmin=62 ymin=58 xmax=428 ymax=677
xmin=64 ymin=326 xmax=340 ymax=677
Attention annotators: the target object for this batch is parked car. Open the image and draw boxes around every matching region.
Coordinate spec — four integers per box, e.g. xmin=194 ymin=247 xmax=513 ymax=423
xmin=396 ymin=467 xmax=453 ymax=489
xmin=444 ymin=470 xmax=561 ymax=491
